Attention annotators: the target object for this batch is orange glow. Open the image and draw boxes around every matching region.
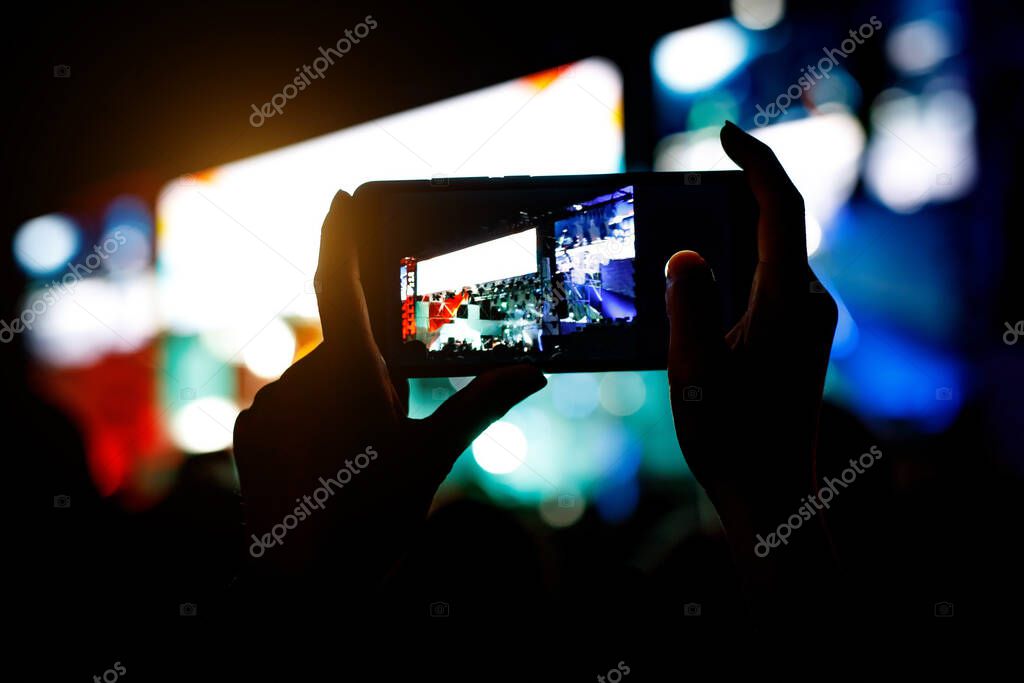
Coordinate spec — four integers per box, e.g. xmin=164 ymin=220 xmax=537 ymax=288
xmin=524 ymin=63 xmax=571 ymax=91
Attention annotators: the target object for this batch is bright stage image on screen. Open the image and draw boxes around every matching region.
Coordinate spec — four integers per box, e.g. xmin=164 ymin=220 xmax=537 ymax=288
xmin=399 ymin=186 xmax=636 ymax=363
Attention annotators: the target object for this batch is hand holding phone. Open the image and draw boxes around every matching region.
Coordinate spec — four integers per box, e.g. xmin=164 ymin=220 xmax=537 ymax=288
xmin=232 ymin=191 xmax=546 ymax=584
xmin=667 ymin=122 xmax=839 ymax=597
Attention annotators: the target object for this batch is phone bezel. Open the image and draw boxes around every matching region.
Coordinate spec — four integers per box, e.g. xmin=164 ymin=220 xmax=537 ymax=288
xmin=351 ymin=172 xmax=756 ymax=377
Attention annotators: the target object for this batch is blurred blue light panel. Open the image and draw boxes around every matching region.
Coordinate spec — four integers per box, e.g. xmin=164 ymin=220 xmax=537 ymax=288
xmin=597 ymin=477 xmax=640 ymax=524
xmin=829 ymin=324 xmax=964 ymax=432
xmin=818 ymin=202 xmax=963 ymax=344
xmin=102 ymin=195 xmax=153 ymax=274
xmin=653 ymin=19 xmax=752 ymax=95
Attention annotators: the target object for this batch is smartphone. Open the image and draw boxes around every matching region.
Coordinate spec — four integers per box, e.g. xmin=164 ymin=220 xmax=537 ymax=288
xmin=352 ymin=172 xmax=757 ymax=377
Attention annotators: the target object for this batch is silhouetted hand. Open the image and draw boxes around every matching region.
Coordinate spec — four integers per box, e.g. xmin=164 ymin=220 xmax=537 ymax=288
xmin=232 ymin=192 xmax=545 ymax=587
xmin=666 ymin=122 xmax=839 ymax=596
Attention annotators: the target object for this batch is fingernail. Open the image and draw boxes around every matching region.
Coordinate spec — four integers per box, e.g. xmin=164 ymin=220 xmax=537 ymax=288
xmin=665 ymin=250 xmax=708 ymax=281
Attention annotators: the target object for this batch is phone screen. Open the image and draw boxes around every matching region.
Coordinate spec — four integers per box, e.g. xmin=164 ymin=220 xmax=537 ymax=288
xmin=398 ymin=184 xmax=637 ymax=364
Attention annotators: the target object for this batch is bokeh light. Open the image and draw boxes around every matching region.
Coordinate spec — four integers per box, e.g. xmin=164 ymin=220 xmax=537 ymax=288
xmin=864 ymin=86 xmax=976 ymax=213
xmin=102 ymin=195 xmax=152 ymax=274
xmin=731 ymin=0 xmax=785 ymax=31
xmin=539 ymin=494 xmax=586 ymax=527
xmin=241 ymin=317 xmax=296 ymax=379
xmin=549 ymin=372 xmax=600 ymax=419
xmin=653 ymin=20 xmax=750 ymax=94
xmin=169 ymin=396 xmax=240 ymax=454
xmin=25 ymin=275 xmax=159 ymax=367
xmin=886 ymin=18 xmax=955 ymax=76
xmin=599 ymin=372 xmax=647 ymax=416
xmin=473 ymin=420 xmax=528 ymax=474
xmin=100 ymin=225 xmax=150 ymax=274
xmin=13 ymin=214 xmax=80 ymax=276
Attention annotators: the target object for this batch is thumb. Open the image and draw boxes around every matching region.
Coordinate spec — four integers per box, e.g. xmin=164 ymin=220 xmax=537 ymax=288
xmin=666 ymin=250 xmax=725 ymax=392
xmin=424 ymin=365 xmax=547 ymax=470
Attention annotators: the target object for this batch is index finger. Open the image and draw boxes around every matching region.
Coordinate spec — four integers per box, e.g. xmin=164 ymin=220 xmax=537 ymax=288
xmin=314 ymin=190 xmax=382 ymax=366
xmin=720 ymin=121 xmax=807 ymax=268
